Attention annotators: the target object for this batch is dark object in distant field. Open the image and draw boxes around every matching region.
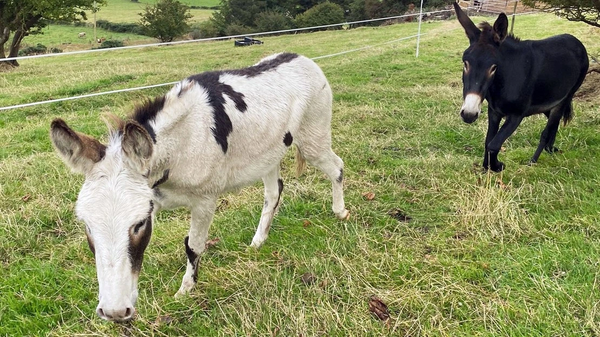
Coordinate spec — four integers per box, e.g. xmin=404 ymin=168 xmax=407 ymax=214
xmin=453 ymin=2 xmax=589 ymax=172
xmin=234 ymin=37 xmax=264 ymax=47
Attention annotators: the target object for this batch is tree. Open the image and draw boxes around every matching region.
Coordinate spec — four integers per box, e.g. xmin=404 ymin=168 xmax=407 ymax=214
xmin=522 ymin=0 xmax=600 ymax=28
xmin=139 ymin=0 xmax=192 ymax=42
xmin=0 ymin=0 xmax=103 ymax=67
xmin=294 ymin=2 xmax=346 ymax=28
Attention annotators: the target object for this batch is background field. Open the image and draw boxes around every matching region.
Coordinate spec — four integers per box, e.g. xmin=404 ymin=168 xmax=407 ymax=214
xmin=20 ymin=0 xmax=216 ymax=50
xmin=1 ymin=13 xmax=599 ymax=336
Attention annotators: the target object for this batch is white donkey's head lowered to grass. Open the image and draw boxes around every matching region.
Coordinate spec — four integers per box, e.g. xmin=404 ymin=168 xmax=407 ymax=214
xmin=51 ymin=119 xmax=156 ymax=322
xmin=50 ymin=53 xmax=349 ymax=322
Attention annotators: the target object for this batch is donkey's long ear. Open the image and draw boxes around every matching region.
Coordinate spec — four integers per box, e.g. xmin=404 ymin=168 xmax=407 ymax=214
xmin=492 ymin=13 xmax=509 ymax=44
xmin=121 ymin=121 xmax=153 ymax=174
xmin=454 ymin=2 xmax=480 ymax=44
xmin=50 ymin=119 xmax=106 ymax=175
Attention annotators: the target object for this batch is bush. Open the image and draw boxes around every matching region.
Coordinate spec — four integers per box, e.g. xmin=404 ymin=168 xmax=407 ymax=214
xmin=254 ymin=11 xmax=293 ymax=33
xmin=139 ymin=0 xmax=193 ymax=42
xmin=224 ymin=23 xmax=254 ymax=36
xmin=96 ymin=20 xmax=144 ymax=35
xmin=18 ymin=43 xmax=47 ymax=56
xmin=189 ymin=21 xmax=221 ymax=39
xmin=294 ymin=2 xmax=345 ymax=29
xmin=95 ymin=39 xmax=124 ymax=49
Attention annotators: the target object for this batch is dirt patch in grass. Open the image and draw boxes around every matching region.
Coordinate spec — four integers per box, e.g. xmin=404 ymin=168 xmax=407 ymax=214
xmin=575 ymin=66 xmax=600 ymax=103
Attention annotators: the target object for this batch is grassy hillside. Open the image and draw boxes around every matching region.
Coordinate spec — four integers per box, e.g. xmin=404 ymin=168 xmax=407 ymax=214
xmin=87 ymin=0 xmax=216 ymax=23
xmin=1 ymin=14 xmax=599 ymax=336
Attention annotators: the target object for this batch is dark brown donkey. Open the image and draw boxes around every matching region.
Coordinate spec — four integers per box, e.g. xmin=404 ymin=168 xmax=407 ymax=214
xmin=454 ymin=2 xmax=589 ymax=172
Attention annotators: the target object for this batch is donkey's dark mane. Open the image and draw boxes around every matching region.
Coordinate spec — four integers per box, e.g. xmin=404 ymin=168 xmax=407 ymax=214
xmin=130 ymin=96 xmax=166 ymax=142
xmin=477 ymin=21 xmax=521 ymax=43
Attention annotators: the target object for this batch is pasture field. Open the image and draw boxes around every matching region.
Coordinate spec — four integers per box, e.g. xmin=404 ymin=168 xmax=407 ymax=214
xmin=85 ymin=0 xmax=216 ymax=23
xmin=1 ymin=14 xmax=599 ymax=336
xmin=22 ymin=0 xmax=215 ymax=50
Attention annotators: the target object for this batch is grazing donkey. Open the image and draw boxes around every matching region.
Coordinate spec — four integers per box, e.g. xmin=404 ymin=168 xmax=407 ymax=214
xmin=50 ymin=53 xmax=349 ymax=322
xmin=454 ymin=2 xmax=588 ymax=172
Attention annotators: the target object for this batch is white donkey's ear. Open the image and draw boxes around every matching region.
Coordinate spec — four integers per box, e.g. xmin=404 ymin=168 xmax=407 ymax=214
xmin=50 ymin=118 xmax=106 ymax=175
xmin=121 ymin=121 xmax=153 ymax=174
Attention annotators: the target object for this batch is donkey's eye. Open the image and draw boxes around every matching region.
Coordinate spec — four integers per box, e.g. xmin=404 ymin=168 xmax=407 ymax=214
xmin=463 ymin=61 xmax=470 ymax=73
xmin=132 ymin=217 xmax=150 ymax=235
xmin=489 ymin=64 xmax=497 ymax=75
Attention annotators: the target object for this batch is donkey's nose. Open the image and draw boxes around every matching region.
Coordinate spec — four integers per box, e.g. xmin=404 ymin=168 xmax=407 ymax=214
xmin=97 ymin=306 xmax=135 ymax=322
xmin=460 ymin=109 xmax=478 ymax=124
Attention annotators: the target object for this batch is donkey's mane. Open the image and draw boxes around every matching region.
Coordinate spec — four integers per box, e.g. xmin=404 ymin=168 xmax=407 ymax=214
xmin=104 ymin=95 xmax=167 ymax=141
xmin=477 ymin=21 xmax=520 ymax=43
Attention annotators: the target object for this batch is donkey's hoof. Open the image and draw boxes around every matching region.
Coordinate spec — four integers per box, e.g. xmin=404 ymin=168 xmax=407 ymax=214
xmin=336 ymin=209 xmax=350 ymax=220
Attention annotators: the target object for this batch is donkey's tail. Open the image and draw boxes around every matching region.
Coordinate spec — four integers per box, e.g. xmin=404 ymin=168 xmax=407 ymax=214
xmin=295 ymin=146 xmax=307 ymax=177
xmin=562 ymin=102 xmax=574 ymax=125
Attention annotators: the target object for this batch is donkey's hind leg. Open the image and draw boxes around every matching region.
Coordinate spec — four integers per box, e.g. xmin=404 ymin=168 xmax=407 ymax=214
xmin=297 ymin=143 xmax=349 ymax=220
xmin=250 ymin=166 xmax=283 ymax=248
xmin=531 ymin=107 xmax=563 ymax=163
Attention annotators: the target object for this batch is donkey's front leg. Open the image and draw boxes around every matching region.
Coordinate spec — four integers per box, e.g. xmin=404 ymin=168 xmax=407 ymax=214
xmin=486 ymin=115 xmax=523 ymax=172
xmin=250 ymin=167 xmax=282 ymax=248
xmin=176 ymin=196 xmax=217 ymax=297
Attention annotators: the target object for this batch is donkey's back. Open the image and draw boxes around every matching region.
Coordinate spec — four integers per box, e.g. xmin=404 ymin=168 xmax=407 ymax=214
xmin=151 ymin=53 xmax=337 ymax=195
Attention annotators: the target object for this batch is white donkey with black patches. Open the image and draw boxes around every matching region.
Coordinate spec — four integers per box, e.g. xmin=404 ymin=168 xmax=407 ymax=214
xmin=50 ymin=53 xmax=349 ymax=322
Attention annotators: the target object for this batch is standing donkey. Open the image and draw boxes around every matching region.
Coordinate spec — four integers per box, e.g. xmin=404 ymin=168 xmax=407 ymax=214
xmin=454 ymin=2 xmax=588 ymax=172
xmin=50 ymin=53 xmax=349 ymax=322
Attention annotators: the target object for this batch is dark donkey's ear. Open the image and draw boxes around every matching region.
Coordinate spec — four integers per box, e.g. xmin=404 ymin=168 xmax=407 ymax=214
xmin=121 ymin=121 xmax=153 ymax=174
xmin=492 ymin=13 xmax=509 ymax=44
xmin=454 ymin=2 xmax=480 ymax=44
xmin=50 ymin=119 xmax=106 ymax=175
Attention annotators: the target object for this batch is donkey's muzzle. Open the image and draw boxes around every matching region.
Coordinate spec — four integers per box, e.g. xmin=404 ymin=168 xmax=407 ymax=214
xmin=96 ymin=305 xmax=135 ymax=322
xmin=460 ymin=93 xmax=482 ymax=124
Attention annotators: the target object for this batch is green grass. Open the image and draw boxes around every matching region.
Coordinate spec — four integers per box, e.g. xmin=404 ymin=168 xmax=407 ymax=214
xmin=88 ymin=0 xmax=215 ymax=23
xmin=1 ymin=14 xmax=600 ymax=336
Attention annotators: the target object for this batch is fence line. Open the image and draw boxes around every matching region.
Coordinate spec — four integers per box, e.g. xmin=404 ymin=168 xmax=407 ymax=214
xmin=3 ymin=9 xmax=452 ymax=63
xmin=1 ymin=6 xmax=538 ymax=111
xmin=0 ymin=33 xmax=427 ymax=111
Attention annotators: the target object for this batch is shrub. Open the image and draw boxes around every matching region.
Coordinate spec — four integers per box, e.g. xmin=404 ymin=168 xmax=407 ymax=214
xmin=18 ymin=43 xmax=47 ymax=56
xmin=224 ymin=23 xmax=254 ymax=36
xmin=189 ymin=21 xmax=221 ymax=39
xmin=254 ymin=11 xmax=293 ymax=33
xmin=96 ymin=20 xmax=144 ymax=35
xmin=95 ymin=39 xmax=124 ymax=49
xmin=294 ymin=2 xmax=345 ymax=29
xmin=139 ymin=0 xmax=193 ymax=42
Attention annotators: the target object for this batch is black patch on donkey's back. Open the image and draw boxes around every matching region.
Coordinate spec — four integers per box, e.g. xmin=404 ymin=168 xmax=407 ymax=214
xmin=132 ymin=96 xmax=166 ymax=143
xmin=227 ymin=53 xmax=299 ymax=78
xmin=283 ymin=132 xmax=293 ymax=146
xmin=188 ymin=53 xmax=299 ymax=153
xmin=184 ymin=236 xmax=199 ymax=282
xmin=188 ymin=72 xmax=248 ymax=153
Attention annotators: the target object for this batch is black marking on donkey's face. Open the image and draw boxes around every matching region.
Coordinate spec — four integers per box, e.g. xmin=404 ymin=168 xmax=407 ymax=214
xmin=128 ymin=201 xmax=154 ymax=273
xmin=283 ymin=132 xmax=293 ymax=147
xmin=184 ymin=236 xmax=199 ymax=282
xmin=132 ymin=96 xmax=166 ymax=143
